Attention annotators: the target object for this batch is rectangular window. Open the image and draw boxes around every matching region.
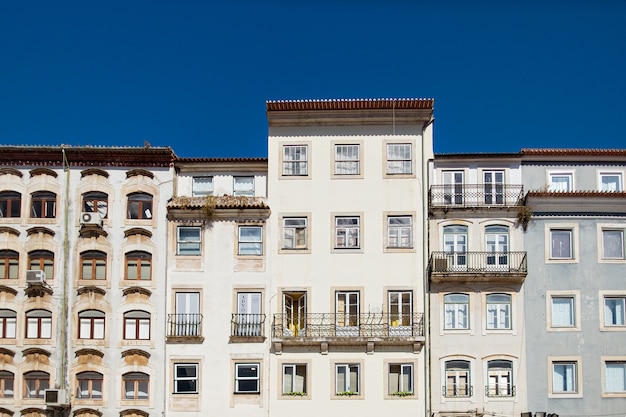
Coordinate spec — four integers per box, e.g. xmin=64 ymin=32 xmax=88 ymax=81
xmin=602 ymin=229 xmax=624 ymax=259
xmin=282 ymin=364 xmax=307 ymax=395
xmin=283 ymin=145 xmax=308 ymax=176
xmin=335 ymin=144 xmax=360 ymax=175
xmin=444 ymin=293 xmax=469 ymax=330
xmin=605 ymin=361 xmax=626 ymax=393
xmin=282 ymin=217 xmax=307 ymax=250
xmin=173 ymin=292 xmax=201 ymax=337
xmin=192 ymin=176 xmax=213 ymax=196
xmin=336 ymin=364 xmax=359 ymax=395
xmin=177 ymin=227 xmax=202 ymax=256
xmin=549 ymin=172 xmax=573 ymax=192
xmin=238 ymin=226 xmax=263 ymax=255
xmin=388 ymin=216 xmax=412 ymax=248
xmin=387 ymin=143 xmax=412 ymax=174
xmin=234 ymin=292 xmax=262 ymax=337
xmin=234 ymin=176 xmax=254 ymax=196
xmin=235 ymin=363 xmax=260 ymax=393
xmin=600 ymin=172 xmax=623 ymax=192
xmin=389 ymin=364 xmax=413 ymax=395
xmin=552 ymin=362 xmax=577 ymax=393
xmin=551 ymin=296 xmax=575 ymax=327
xmin=335 ymin=216 xmax=360 ymax=249
xmin=174 ymin=363 xmax=198 ymax=394
xmin=550 ymin=229 xmax=573 ymax=259
xmin=336 ymin=291 xmax=360 ymax=335
xmin=604 ymin=296 xmax=626 ymax=327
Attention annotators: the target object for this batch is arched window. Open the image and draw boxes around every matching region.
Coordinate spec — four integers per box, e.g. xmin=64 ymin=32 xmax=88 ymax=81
xmin=124 ymin=310 xmax=150 ymax=340
xmin=443 ymin=225 xmax=467 ymax=267
xmin=0 ymin=191 xmax=21 ymax=218
xmin=28 ymin=250 xmax=54 ymax=280
xmin=26 ymin=309 xmax=52 ymax=339
xmin=125 ymin=251 xmax=152 ymax=280
xmin=485 ymin=225 xmax=509 ymax=268
xmin=0 ymin=309 xmax=17 ymax=338
xmin=76 ymin=371 xmax=103 ymax=399
xmin=0 ymin=250 xmax=18 ymax=279
xmin=30 ymin=191 xmax=56 ymax=218
xmin=23 ymin=371 xmax=49 ymax=398
xmin=486 ymin=293 xmax=512 ymax=330
xmin=487 ymin=359 xmax=514 ymax=397
xmin=80 ymin=251 xmax=107 ymax=280
xmin=82 ymin=191 xmax=108 ymax=218
xmin=444 ymin=293 xmax=469 ymax=330
xmin=127 ymin=192 xmax=153 ymax=220
xmin=445 ymin=360 xmax=471 ymax=397
xmin=123 ymin=372 xmax=149 ymax=399
xmin=78 ymin=310 xmax=105 ymax=339
xmin=0 ymin=370 xmax=14 ymax=398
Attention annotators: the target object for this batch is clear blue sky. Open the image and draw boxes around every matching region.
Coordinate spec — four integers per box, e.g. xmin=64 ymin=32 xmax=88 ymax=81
xmin=1 ymin=0 xmax=625 ymax=158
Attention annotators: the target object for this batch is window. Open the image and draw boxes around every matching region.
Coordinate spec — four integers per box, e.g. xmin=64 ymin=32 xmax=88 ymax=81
xmin=602 ymin=229 xmax=624 ymax=259
xmin=336 ymin=291 xmax=359 ymax=335
xmin=234 ymin=292 xmax=262 ymax=337
xmin=484 ymin=170 xmax=505 ymax=204
xmin=283 ymin=291 xmax=307 ymax=337
xmin=174 ymin=363 xmax=198 ymax=394
xmin=192 ymin=176 xmax=213 ymax=196
xmin=0 ymin=250 xmax=18 ymax=279
xmin=23 ymin=371 xmax=49 ymax=398
xmin=443 ymin=171 xmax=464 ymax=205
xmin=28 ymin=250 xmax=54 ymax=279
xmin=552 ymin=362 xmax=578 ymax=393
xmin=550 ymin=229 xmax=573 ymax=259
xmin=76 ymin=371 xmax=103 ymax=399
xmin=82 ymin=191 xmax=108 ymax=218
xmin=80 ymin=251 xmax=106 ymax=280
xmin=124 ymin=372 xmax=149 ymax=399
xmin=238 ymin=226 xmax=263 ymax=255
xmin=26 ymin=309 xmax=52 ymax=338
xmin=0 ymin=371 xmax=14 ymax=398
xmin=443 ymin=225 xmax=467 ymax=268
xmin=125 ymin=251 xmax=152 ymax=280
xmin=235 ymin=363 xmax=260 ymax=393
xmin=124 ymin=310 xmax=150 ymax=340
xmin=486 ymin=293 xmax=511 ymax=330
xmin=30 ymin=191 xmax=56 ymax=218
xmin=335 ymin=364 xmax=359 ymax=395
xmin=335 ymin=216 xmax=360 ymax=249
xmin=127 ymin=192 xmax=153 ymax=219
xmin=605 ymin=361 xmax=626 ymax=393
xmin=389 ymin=364 xmax=413 ymax=395
xmin=282 ymin=364 xmax=307 ymax=395
xmin=487 ymin=360 xmax=514 ymax=397
xmin=79 ymin=310 xmax=105 ymax=339
xmin=389 ymin=291 xmax=412 ymax=331
xmin=282 ymin=217 xmax=307 ymax=250
xmin=334 ymin=144 xmax=360 ymax=175
xmin=551 ymin=296 xmax=575 ymax=327
xmin=388 ymin=216 xmax=412 ymax=248
xmin=283 ymin=145 xmax=308 ymax=176
xmin=234 ymin=176 xmax=254 ymax=196
xmin=549 ymin=172 xmax=573 ymax=191
xmin=387 ymin=143 xmax=412 ymax=174
xmin=0 ymin=309 xmax=17 ymax=338
xmin=600 ymin=172 xmax=623 ymax=192
xmin=177 ymin=226 xmax=202 ymax=255
xmin=173 ymin=292 xmax=201 ymax=337
xmin=445 ymin=360 xmax=471 ymax=397
xmin=485 ymin=225 xmax=509 ymax=268
xmin=604 ymin=296 xmax=626 ymax=327
xmin=0 ymin=191 xmax=21 ymax=218
xmin=444 ymin=293 xmax=469 ymax=330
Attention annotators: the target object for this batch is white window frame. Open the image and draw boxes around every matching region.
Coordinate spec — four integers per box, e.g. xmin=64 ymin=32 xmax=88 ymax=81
xmin=386 ymin=143 xmax=412 ymax=175
xmin=282 ymin=145 xmax=308 ymax=176
xmin=387 ymin=215 xmax=413 ymax=249
xmin=598 ymin=171 xmax=623 ymax=192
xmin=388 ymin=363 xmax=414 ymax=396
xmin=602 ymin=356 xmax=626 ymax=397
xmin=545 ymin=223 xmax=579 ymax=263
xmin=548 ymin=171 xmax=574 ymax=192
xmin=549 ymin=357 xmax=582 ymax=397
xmin=192 ymin=176 xmax=213 ymax=196
xmin=601 ymin=292 xmax=626 ymax=330
xmin=601 ymin=228 xmax=625 ymax=260
xmin=177 ymin=226 xmax=202 ymax=256
xmin=335 ymin=363 xmax=360 ymax=396
xmin=124 ymin=310 xmax=151 ymax=340
xmin=173 ymin=363 xmax=198 ymax=394
xmin=238 ymin=225 xmax=263 ymax=256
xmin=486 ymin=293 xmax=511 ymax=330
xmin=333 ymin=144 xmax=360 ymax=176
xmin=334 ymin=216 xmax=360 ymax=249
xmin=486 ymin=359 xmax=514 ymax=397
xmin=26 ymin=309 xmax=52 ymax=339
xmin=443 ymin=293 xmax=469 ymax=330
xmin=0 ymin=309 xmax=17 ymax=339
xmin=233 ymin=176 xmax=255 ymax=196
xmin=235 ymin=363 xmax=260 ymax=393
xmin=282 ymin=363 xmax=307 ymax=396
xmin=444 ymin=360 xmax=471 ymax=398
xmin=547 ymin=291 xmax=581 ymax=331
xmin=78 ymin=310 xmax=105 ymax=340
xmin=282 ymin=217 xmax=308 ymax=250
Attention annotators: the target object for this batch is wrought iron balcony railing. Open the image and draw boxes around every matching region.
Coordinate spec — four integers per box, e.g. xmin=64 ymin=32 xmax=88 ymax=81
xmin=167 ymin=313 xmax=203 ymax=337
xmin=271 ymin=313 xmax=424 ymax=339
xmin=429 ymin=251 xmax=527 ymax=275
xmin=231 ymin=313 xmax=266 ymax=337
xmin=485 ymin=384 xmax=516 ymax=397
xmin=442 ymin=385 xmax=473 ymax=398
xmin=429 ymin=184 xmax=524 ymax=208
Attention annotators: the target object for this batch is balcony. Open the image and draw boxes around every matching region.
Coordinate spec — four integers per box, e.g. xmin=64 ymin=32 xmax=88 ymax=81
xmin=429 ymin=184 xmax=524 ymax=210
xmin=485 ymin=384 xmax=516 ymax=397
xmin=166 ymin=313 xmax=204 ymax=343
xmin=442 ymin=385 xmax=474 ymax=398
xmin=230 ymin=313 xmax=266 ymax=343
xmin=271 ymin=313 xmax=425 ymax=354
xmin=429 ymin=251 xmax=527 ymax=284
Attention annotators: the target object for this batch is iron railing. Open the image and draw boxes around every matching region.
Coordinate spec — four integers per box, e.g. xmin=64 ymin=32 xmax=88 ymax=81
xmin=429 ymin=251 xmax=527 ymax=274
xmin=231 ymin=313 xmax=266 ymax=337
xmin=167 ymin=313 xmax=203 ymax=337
xmin=442 ymin=385 xmax=473 ymax=398
xmin=485 ymin=384 xmax=516 ymax=397
xmin=429 ymin=184 xmax=524 ymax=208
xmin=271 ymin=313 xmax=424 ymax=339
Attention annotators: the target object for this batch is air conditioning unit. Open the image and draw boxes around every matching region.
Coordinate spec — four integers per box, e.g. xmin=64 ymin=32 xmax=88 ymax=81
xmin=80 ymin=211 xmax=102 ymax=226
xmin=44 ymin=389 xmax=70 ymax=406
xmin=433 ymin=258 xmax=448 ymax=271
xmin=26 ymin=269 xmax=46 ymax=284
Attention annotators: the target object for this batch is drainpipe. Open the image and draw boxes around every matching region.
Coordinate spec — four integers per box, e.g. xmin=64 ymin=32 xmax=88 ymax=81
xmin=60 ymin=146 xmax=70 ymax=392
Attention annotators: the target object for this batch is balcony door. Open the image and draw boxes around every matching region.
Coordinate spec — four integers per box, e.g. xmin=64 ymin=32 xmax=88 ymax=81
xmin=336 ymin=291 xmax=359 ymax=336
xmin=389 ymin=291 xmax=412 ymax=336
xmin=444 ymin=225 xmax=467 ymax=270
xmin=175 ymin=292 xmax=200 ymax=336
xmin=484 ymin=170 xmax=504 ymax=205
xmin=485 ymin=225 xmax=509 ymax=269
xmin=236 ymin=292 xmax=262 ymax=336
xmin=283 ymin=291 xmax=306 ymax=336
xmin=443 ymin=171 xmax=464 ymax=205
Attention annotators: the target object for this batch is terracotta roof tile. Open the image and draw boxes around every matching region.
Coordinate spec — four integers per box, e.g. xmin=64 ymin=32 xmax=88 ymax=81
xmin=521 ymin=148 xmax=626 ymax=156
xmin=266 ymin=98 xmax=434 ymax=111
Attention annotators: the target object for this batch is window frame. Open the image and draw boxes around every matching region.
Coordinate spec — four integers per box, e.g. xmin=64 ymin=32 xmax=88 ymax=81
xmin=443 ymin=293 xmax=470 ymax=331
xmin=124 ymin=310 xmax=151 ymax=340
xmin=78 ymin=309 xmax=105 ymax=340
xmin=281 ymin=215 xmax=309 ymax=251
xmin=76 ymin=371 xmax=103 ymax=399
xmin=177 ymin=226 xmax=202 ymax=256
xmin=80 ymin=250 xmax=107 ymax=281
xmin=123 ymin=372 xmax=150 ymax=400
xmin=444 ymin=360 xmax=472 ymax=398
xmin=598 ymin=171 xmax=623 ymax=192
xmin=192 ymin=176 xmax=213 ymax=197
xmin=30 ymin=191 xmax=56 ymax=219
xmin=125 ymin=251 xmax=152 ymax=280
xmin=82 ymin=191 xmax=108 ymax=218
xmin=23 ymin=371 xmax=49 ymax=398
xmin=234 ymin=362 xmax=261 ymax=394
xmin=0 ymin=370 xmax=14 ymax=398
xmin=334 ymin=215 xmax=361 ymax=250
xmin=545 ymin=223 xmax=579 ymax=263
xmin=25 ymin=309 xmax=52 ymax=339
xmin=281 ymin=363 xmax=308 ymax=396
xmin=0 ymin=309 xmax=17 ymax=339
xmin=486 ymin=293 xmax=512 ymax=330
xmin=334 ymin=363 xmax=361 ymax=397
xmin=547 ymin=291 xmax=581 ymax=331
xmin=0 ymin=250 xmax=19 ymax=279
xmin=0 ymin=191 xmax=22 ymax=218
xmin=233 ymin=176 xmax=255 ymax=196
xmin=173 ymin=363 xmax=198 ymax=394
xmin=386 ymin=214 xmax=413 ymax=250
xmin=486 ymin=359 xmax=514 ymax=397
xmin=602 ymin=357 xmax=626 ymax=397
xmin=127 ymin=192 xmax=153 ymax=220
xmin=548 ymin=171 xmax=574 ymax=192
xmin=600 ymin=227 xmax=625 ymax=261
xmin=282 ymin=145 xmax=309 ymax=177
xmin=601 ymin=292 xmax=626 ymax=330
xmin=238 ymin=225 xmax=263 ymax=256
xmin=385 ymin=142 xmax=413 ymax=176
xmin=28 ymin=250 xmax=55 ymax=280
xmin=387 ymin=362 xmax=414 ymax=397
xmin=549 ymin=357 xmax=582 ymax=398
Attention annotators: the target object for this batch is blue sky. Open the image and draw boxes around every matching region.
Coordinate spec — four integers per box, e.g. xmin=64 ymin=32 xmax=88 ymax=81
xmin=1 ymin=0 xmax=625 ymax=158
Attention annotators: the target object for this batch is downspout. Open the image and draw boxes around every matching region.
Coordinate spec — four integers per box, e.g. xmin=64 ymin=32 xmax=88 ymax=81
xmin=60 ymin=147 xmax=70 ymax=391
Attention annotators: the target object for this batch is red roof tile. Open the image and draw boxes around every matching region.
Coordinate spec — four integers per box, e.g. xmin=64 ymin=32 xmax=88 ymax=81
xmin=266 ymin=98 xmax=434 ymax=111
xmin=521 ymin=148 xmax=626 ymax=156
